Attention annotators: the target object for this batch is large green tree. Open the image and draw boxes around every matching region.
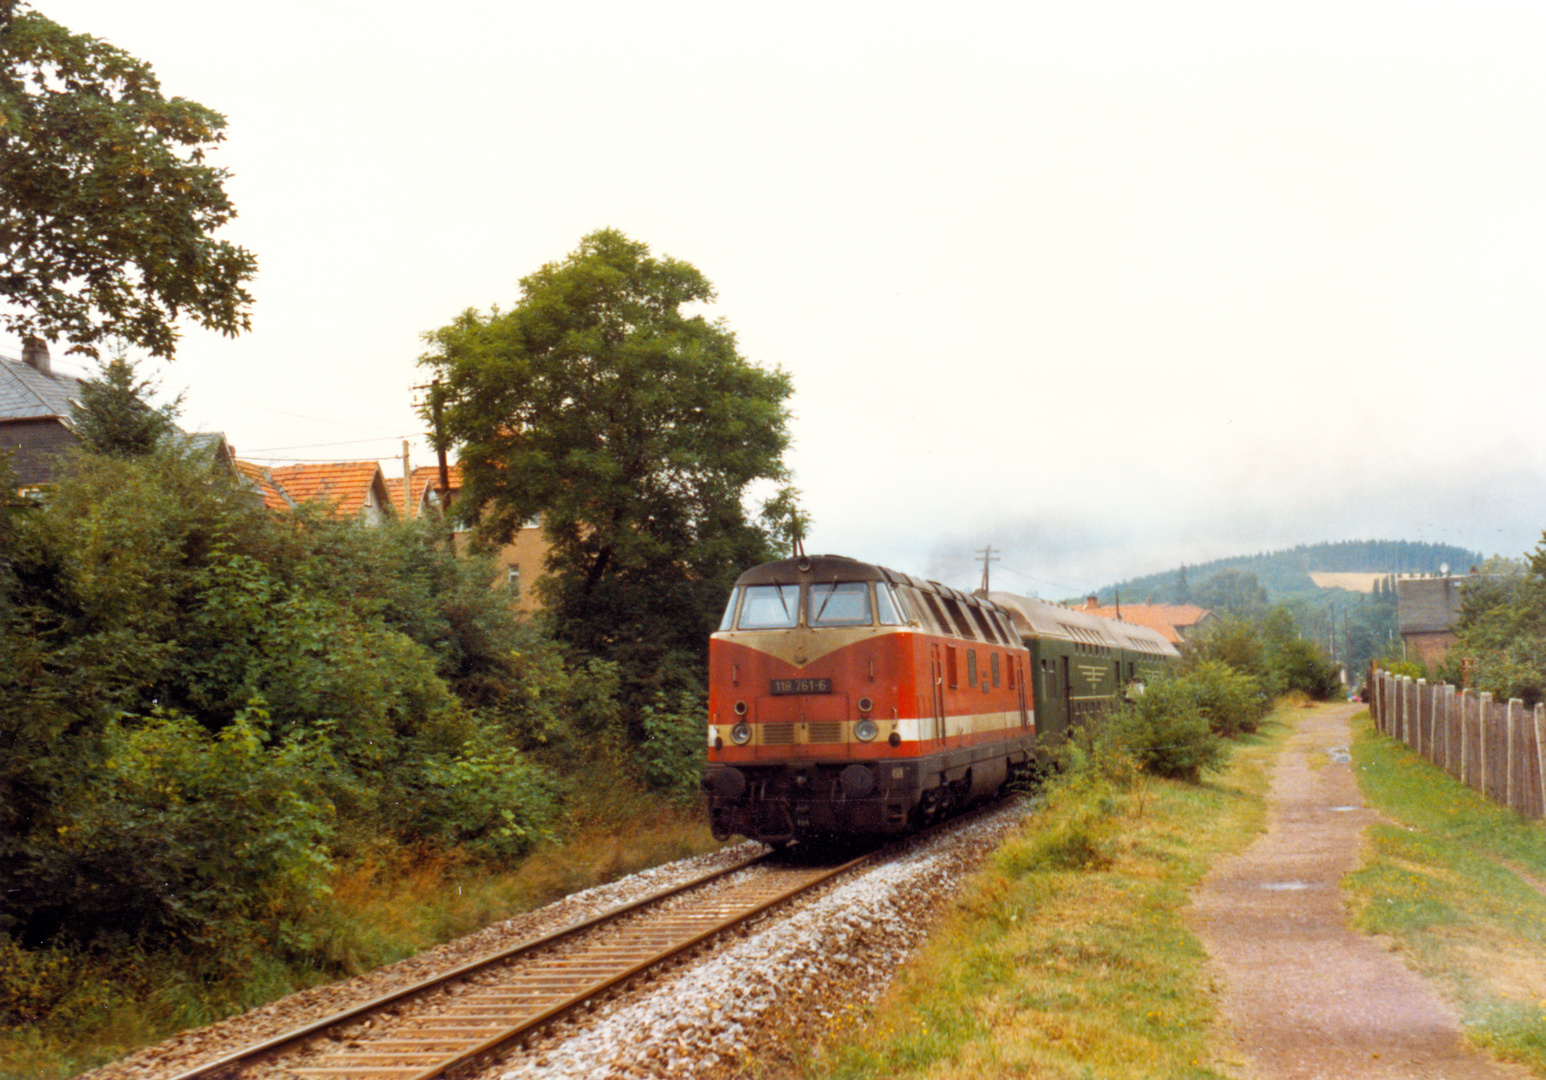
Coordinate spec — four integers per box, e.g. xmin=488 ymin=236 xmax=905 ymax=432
xmin=420 ymin=229 xmax=798 ymax=697
xmin=0 ymin=2 xmax=255 ymax=358
xmin=72 ymin=348 xmax=183 ymax=456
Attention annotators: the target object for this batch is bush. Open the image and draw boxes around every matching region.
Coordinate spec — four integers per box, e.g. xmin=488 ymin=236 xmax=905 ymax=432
xmin=12 ymin=706 xmax=335 ymax=958
xmin=637 ymin=692 xmax=707 ymax=802
xmin=1186 ymin=660 xmax=1268 ymax=736
xmin=1108 ymin=674 xmax=1228 ymax=782
xmin=407 ymin=744 xmax=563 ymax=859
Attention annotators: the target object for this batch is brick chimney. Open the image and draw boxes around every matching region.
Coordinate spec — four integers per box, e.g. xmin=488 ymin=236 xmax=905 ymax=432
xmin=21 ymin=336 xmax=50 ymax=376
xmin=1085 ymin=595 xmax=1099 ymax=611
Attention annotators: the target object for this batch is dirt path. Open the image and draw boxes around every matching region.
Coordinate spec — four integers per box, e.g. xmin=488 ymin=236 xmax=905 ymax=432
xmin=1188 ymin=703 xmax=1532 ymax=1079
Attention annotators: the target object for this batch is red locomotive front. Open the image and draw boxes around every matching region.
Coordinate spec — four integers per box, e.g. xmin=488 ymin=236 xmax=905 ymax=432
xmin=704 ymin=555 xmax=1035 ymax=844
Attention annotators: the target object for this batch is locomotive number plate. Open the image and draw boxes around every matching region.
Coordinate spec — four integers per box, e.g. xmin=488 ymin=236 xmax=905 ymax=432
xmin=769 ymin=678 xmax=832 ymax=695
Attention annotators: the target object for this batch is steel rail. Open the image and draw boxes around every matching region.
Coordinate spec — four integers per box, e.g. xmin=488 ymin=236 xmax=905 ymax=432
xmin=162 ymin=848 xmax=771 ymax=1080
xmin=393 ymin=846 xmax=883 ymax=1080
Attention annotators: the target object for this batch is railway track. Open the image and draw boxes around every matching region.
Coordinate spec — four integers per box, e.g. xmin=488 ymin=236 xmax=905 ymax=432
xmin=162 ymin=837 xmax=919 ymax=1080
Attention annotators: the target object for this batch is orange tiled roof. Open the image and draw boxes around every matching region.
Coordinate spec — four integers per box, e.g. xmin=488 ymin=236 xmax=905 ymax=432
xmin=234 ymin=460 xmax=295 ymax=512
xmin=384 ymin=464 xmax=464 ymax=519
xmin=267 ymin=461 xmax=390 ymax=519
xmin=1081 ymin=601 xmax=1212 ymax=644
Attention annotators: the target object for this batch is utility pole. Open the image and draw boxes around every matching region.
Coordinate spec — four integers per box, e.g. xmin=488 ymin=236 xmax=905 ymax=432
xmin=977 ymin=545 xmax=999 ymax=593
xmin=400 ymin=439 xmax=411 ymax=519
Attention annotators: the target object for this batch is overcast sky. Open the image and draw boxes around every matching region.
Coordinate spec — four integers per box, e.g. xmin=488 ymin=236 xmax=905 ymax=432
xmin=14 ymin=1 xmax=1546 ymax=597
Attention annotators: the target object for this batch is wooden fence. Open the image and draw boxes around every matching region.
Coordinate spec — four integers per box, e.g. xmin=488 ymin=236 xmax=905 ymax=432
xmin=1369 ymin=667 xmax=1546 ymax=818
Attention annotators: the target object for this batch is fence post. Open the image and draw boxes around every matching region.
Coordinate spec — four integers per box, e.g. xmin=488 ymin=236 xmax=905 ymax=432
xmin=1507 ymin=699 xmax=1522 ymax=811
xmin=1416 ymin=679 xmax=1429 ymax=758
xmin=1536 ymin=703 xmax=1546 ymax=819
xmin=1460 ymin=688 xmax=1474 ymax=787
xmin=1439 ymin=683 xmax=1455 ymax=776
xmin=1479 ymin=692 xmax=1495 ymax=800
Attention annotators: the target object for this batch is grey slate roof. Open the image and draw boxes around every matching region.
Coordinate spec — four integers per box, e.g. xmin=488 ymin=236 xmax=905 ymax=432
xmin=1396 ymin=575 xmax=1476 ymax=635
xmin=0 ymin=351 xmax=82 ymax=419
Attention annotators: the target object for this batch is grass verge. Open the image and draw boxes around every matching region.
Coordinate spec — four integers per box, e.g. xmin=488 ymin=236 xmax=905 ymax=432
xmin=782 ymin=713 xmax=1291 ymax=1080
xmin=1345 ymin=709 xmax=1546 ymax=1073
xmin=0 ymin=770 xmax=723 ymax=1080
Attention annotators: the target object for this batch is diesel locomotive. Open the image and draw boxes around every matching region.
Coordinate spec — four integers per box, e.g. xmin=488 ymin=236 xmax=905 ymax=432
xmin=702 ymin=554 xmax=1179 ymax=844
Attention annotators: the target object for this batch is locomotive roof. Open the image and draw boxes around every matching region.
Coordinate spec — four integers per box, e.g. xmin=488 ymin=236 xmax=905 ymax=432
xmin=986 ymin=591 xmax=1181 ymax=658
xmin=734 ymin=554 xmax=888 ymax=586
xmin=734 ymin=556 xmax=1012 ymax=614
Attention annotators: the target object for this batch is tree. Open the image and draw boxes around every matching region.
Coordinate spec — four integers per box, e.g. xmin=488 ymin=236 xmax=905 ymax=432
xmin=72 ymin=347 xmax=183 ymax=456
xmin=420 ymin=229 xmax=799 ymax=699
xmin=0 ymin=3 xmax=256 ymax=358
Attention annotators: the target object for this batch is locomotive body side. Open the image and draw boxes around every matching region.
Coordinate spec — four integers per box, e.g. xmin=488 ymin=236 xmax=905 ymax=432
xmin=705 ymin=555 xmax=1035 ymax=844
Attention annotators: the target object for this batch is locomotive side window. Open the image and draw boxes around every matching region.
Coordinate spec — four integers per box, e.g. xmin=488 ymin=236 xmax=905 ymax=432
xmin=967 ymin=649 xmax=978 ymax=687
xmin=991 ymin=652 xmax=1001 ymax=687
xmin=946 ymin=645 xmax=959 ymax=688
xmin=738 ymin=584 xmax=800 ymax=628
xmin=717 ymin=589 xmax=740 ymax=631
xmin=809 ymin=582 xmax=872 ymax=626
xmin=875 ymin=583 xmax=905 ymax=625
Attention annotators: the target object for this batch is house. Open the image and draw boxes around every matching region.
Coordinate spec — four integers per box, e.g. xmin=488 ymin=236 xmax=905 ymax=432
xmin=235 ymin=460 xmax=398 ymax=526
xmin=384 ymin=462 xmax=549 ymax=616
xmin=0 ymin=340 xmax=84 ymax=486
xmin=1395 ymin=574 xmax=1477 ymax=669
xmin=1080 ymin=597 xmax=1216 ymax=646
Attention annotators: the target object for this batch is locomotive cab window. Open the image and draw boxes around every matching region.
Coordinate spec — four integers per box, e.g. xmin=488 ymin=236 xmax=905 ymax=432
xmin=717 ymin=589 xmax=739 ymax=631
xmin=809 ymin=582 xmax=872 ymax=627
xmin=875 ymin=583 xmax=905 ymax=625
xmin=738 ymin=584 xmax=800 ymax=629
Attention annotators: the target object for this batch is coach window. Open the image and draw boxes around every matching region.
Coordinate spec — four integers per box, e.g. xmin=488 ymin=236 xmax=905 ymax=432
xmin=875 ymin=582 xmax=905 ymax=625
xmin=738 ymin=584 xmax=800 ymax=629
xmin=809 ymin=581 xmax=872 ymax=627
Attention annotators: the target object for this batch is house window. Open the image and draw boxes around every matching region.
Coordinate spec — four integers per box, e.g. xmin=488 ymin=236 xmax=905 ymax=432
xmin=508 ymin=565 xmax=521 ymax=590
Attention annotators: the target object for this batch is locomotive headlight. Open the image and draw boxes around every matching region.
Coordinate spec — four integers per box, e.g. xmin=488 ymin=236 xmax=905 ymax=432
xmin=858 ymin=696 xmax=874 ymax=713
xmin=734 ymin=700 xmax=748 ymax=716
xmin=854 ymin=718 xmax=879 ymax=742
xmin=730 ymin=721 xmax=752 ymax=745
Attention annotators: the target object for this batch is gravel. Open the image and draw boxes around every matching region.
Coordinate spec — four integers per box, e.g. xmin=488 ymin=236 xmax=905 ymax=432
xmin=493 ymin=801 xmax=1032 ymax=1080
xmin=81 ymin=803 xmax=1030 ymax=1080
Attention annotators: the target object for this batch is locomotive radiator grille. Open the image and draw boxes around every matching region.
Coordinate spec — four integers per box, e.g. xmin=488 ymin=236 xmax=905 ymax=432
xmin=761 ymin=722 xmax=795 ymax=745
xmin=808 ymin=722 xmax=843 ymax=743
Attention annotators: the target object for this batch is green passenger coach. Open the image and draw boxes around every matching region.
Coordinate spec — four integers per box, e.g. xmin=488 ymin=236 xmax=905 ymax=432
xmin=985 ymin=591 xmax=1181 ymax=756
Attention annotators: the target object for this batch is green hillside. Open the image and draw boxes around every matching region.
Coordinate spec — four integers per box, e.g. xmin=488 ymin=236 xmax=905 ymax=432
xmin=1099 ymin=539 xmax=1483 ymax=606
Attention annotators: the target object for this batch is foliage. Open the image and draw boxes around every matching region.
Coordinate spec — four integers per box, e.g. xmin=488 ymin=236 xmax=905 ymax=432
xmin=0 ymin=445 xmax=602 ymax=956
xmin=1191 ymin=567 xmax=1268 ymax=619
xmin=70 ymin=349 xmax=182 ymax=457
xmin=636 ymin=691 xmax=707 ymax=802
xmin=1106 ymin=673 xmax=1228 ymax=782
xmin=1183 ymin=659 xmax=1268 ymax=736
xmin=1187 ymin=607 xmax=1343 ymax=701
xmin=1110 ymin=539 xmax=1483 ymax=607
xmin=1439 ymin=553 xmax=1545 ymax=704
xmin=408 ymin=743 xmax=562 ymax=858
xmin=0 ymin=3 xmax=256 ymax=358
xmin=419 ymin=228 xmax=800 ymax=706
xmin=9 ymin=706 xmax=334 ymax=957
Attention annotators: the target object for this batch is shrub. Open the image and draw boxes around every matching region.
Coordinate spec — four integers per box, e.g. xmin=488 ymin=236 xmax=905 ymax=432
xmin=1108 ymin=674 xmax=1227 ymax=782
xmin=1186 ymin=659 xmax=1268 ymax=736
xmin=637 ymin=692 xmax=707 ymax=802
xmin=13 ymin=706 xmax=335 ymax=958
xmin=407 ymin=744 xmax=563 ymax=859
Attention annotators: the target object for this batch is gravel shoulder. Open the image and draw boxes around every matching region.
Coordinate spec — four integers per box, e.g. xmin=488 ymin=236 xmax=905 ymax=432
xmin=1188 ymin=703 xmax=1533 ymax=1080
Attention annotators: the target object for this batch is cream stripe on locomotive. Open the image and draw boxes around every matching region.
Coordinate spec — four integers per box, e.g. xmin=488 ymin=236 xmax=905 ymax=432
xmin=709 ymin=708 xmax=1033 ymax=749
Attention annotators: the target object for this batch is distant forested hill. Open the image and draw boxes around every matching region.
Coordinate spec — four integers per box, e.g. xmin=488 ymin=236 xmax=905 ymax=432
xmin=1099 ymin=540 xmax=1484 ymax=605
